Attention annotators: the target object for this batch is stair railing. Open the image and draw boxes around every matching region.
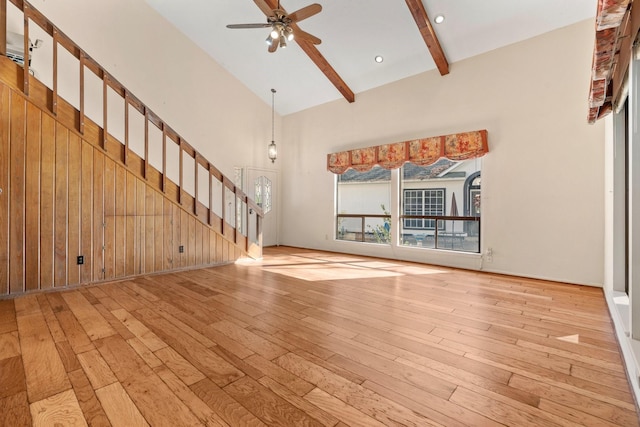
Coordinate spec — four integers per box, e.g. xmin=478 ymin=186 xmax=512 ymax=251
xmin=1 ymin=0 xmax=263 ymax=258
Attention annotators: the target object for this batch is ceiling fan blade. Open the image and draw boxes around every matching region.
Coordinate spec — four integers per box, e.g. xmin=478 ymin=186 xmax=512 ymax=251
xmin=288 ymin=4 xmax=322 ymax=23
xmin=294 ymin=28 xmax=321 ymax=45
xmin=226 ymin=23 xmax=272 ymax=29
xmin=253 ymin=0 xmax=275 ymax=17
xmin=268 ymin=37 xmax=280 ymax=53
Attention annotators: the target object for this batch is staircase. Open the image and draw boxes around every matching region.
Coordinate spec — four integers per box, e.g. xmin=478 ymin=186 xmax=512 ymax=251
xmin=0 ymin=0 xmax=263 ymax=297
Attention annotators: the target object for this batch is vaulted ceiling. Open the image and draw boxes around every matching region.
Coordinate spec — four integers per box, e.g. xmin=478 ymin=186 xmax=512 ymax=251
xmin=145 ymin=0 xmax=596 ymax=115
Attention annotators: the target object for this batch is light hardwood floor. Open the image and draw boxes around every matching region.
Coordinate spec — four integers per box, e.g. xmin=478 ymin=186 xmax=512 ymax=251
xmin=1 ymin=246 xmax=638 ymax=426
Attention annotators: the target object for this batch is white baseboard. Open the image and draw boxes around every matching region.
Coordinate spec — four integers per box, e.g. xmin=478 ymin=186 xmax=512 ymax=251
xmin=605 ymin=290 xmax=640 ymax=407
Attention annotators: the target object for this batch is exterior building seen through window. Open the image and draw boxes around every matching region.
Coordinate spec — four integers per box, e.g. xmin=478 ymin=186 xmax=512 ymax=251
xmin=336 ymin=158 xmax=481 ymax=253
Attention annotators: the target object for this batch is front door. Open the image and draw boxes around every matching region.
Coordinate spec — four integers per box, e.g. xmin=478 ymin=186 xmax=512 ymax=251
xmin=246 ymin=168 xmax=278 ymax=247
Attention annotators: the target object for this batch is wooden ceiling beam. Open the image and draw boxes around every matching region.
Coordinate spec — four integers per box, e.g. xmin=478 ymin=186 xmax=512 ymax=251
xmin=294 ymin=34 xmax=355 ymax=103
xmin=262 ymin=0 xmax=355 ymax=103
xmin=405 ymin=0 xmax=449 ymax=76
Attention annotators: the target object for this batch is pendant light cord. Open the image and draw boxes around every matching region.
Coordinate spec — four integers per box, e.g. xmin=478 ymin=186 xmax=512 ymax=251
xmin=271 ymin=88 xmax=276 ymax=143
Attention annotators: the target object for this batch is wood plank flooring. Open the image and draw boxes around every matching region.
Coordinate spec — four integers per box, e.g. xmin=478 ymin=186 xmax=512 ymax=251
xmin=1 ymin=246 xmax=638 ymax=426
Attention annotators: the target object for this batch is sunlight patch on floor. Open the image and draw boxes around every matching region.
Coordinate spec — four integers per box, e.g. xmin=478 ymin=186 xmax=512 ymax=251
xmin=263 ymin=263 xmax=402 ymax=281
xmin=557 ymin=334 xmax=580 ymax=343
xmin=291 ymin=252 xmax=368 ymax=263
xmin=249 ymin=255 xmax=329 ymax=267
xmin=348 ymin=261 xmax=449 ymax=276
xmin=257 ymin=250 xmax=451 ymax=281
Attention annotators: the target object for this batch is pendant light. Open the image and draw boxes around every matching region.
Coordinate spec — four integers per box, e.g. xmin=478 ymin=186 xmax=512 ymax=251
xmin=268 ymin=88 xmax=278 ymax=163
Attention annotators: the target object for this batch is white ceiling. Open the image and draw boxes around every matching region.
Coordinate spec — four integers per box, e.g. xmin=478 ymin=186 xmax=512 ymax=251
xmin=145 ymin=0 xmax=596 ymax=115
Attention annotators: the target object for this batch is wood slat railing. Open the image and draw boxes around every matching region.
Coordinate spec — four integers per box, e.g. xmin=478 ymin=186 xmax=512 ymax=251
xmin=3 ymin=0 xmax=263 ymax=256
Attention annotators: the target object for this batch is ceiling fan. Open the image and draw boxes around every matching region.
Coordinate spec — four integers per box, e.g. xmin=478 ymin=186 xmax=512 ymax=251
xmin=226 ymin=0 xmax=322 ymax=52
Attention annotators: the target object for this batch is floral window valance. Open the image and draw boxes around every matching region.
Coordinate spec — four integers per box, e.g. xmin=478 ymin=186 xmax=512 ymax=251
xmin=327 ymin=130 xmax=489 ymax=174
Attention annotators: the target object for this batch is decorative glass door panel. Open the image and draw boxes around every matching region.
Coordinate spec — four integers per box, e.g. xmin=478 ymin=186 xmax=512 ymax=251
xmin=255 ymin=176 xmax=272 ymax=215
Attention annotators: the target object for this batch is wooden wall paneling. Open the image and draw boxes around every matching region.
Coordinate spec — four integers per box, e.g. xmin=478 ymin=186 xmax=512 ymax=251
xmin=114 ymin=164 xmax=126 ymax=278
xmin=165 ymin=180 xmax=179 ymax=206
xmin=25 ymin=75 xmax=47 ymax=121
xmin=154 ymin=190 xmax=163 ymax=272
xmin=222 ymin=240 xmax=229 ymax=263
xmin=236 ymin=238 xmax=246 ymax=258
xmin=54 ymin=124 xmax=68 ymax=288
xmin=209 ymin=229 xmax=216 ymax=265
xmin=163 ymin=198 xmax=172 ymax=271
xmin=0 ymin=84 xmax=10 ymax=295
xmin=0 ymin=64 xmax=254 ymax=299
xmin=0 ymin=52 xmax=21 ymax=90
xmin=25 ymin=102 xmax=41 ymax=291
xmin=188 ymin=216 xmax=196 ymax=267
xmin=93 ymin=150 xmax=104 ymax=281
xmin=80 ymin=143 xmax=93 ymax=284
xmin=135 ymin=178 xmax=145 ymax=275
xmin=144 ymin=186 xmax=154 ymax=273
xmin=104 ymin=135 xmax=124 ymax=167
xmin=216 ymin=234 xmax=223 ymax=264
xmin=210 ymin=213 xmax=222 ymax=235
xmin=195 ymin=221 xmax=203 ymax=266
xmin=124 ymin=149 xmax=144 ymax=183
xmin=54 ymin=93 xmax=77 ymax=138
xmin=172 ymin=203 xmax=180 ymax=270
xmin=103 ymin=158 xmax=115 ymax=280
xmin=40 ymin=114 xmax=56 ymax=289
xmin=146 ymin=166 xmax=162 ymax=192
xmin=124 ymin=172 xmax=136 ymax=277
xmin=66 ymin=132 xmax=81 ymax=286
xmin=202 ymin=223 xmax=210 ymax=265
xmin=179 ymin=209 xmax=188 ymax=268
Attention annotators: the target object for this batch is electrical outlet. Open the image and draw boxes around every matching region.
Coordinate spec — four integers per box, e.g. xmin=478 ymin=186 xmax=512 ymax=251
xmin=77 ymin=255 xmax=84 ymax=265
xmin=179 ymin=245 xmax=184 ymax=253
xmin=485 ymin=248 xmax=493 ymax=263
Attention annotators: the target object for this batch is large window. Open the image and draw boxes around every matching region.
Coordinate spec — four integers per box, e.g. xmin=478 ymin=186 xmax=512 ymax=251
xmin=335 ymin=158 xmax=481 ymax=253
xmin=336 ymin=166 xmax=391 ymax=244
xmin=401 ymin=159 xmax=480 ymax=251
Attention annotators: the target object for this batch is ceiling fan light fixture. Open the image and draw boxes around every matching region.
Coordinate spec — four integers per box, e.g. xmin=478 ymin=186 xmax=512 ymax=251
xmin=434 ymin=14 xmax=445 ymax=24
xmin=228 ymin=2 xmax=322 ymax=53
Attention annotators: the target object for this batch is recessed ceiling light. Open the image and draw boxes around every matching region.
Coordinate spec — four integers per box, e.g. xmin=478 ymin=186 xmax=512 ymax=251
xmin=434 ymin=14 xmax=445 ymax=24
xmin=374 ymin=55 xmax=384 ymax=63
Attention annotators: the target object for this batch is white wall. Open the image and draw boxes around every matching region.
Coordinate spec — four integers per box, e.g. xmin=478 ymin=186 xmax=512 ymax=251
xmin=24 ymin=0 xmax=281 ymax=182
xmin=281 ymin=19 xmax=605 ymax=285
xmin=19 ymin=1 xmax=603 ymax=284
